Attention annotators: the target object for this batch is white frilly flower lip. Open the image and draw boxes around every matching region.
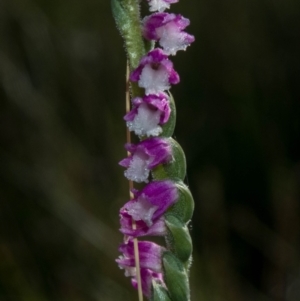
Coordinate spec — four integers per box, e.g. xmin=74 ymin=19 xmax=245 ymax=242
xmin=130 ymin=48 xmax=179 ymax=95
xmin=143 ymin=13 xmax=195 ymax=55
xmin=124 ymin=93 xmax=171 ymax=137
xmin=147 ymin=0 xmax=179 ymax=12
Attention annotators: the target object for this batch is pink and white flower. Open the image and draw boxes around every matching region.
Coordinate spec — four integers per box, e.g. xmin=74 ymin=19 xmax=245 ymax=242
xmin=116 ymin=240 xmax=165 ymax=272
xmin=119 ymin=137 xmax=173 ymax=183
xmin=124 ymin=93 xmax=171 ymax=137
xmin=120 ymin=213 xmax=167 ymax=238
xmin=121 ymin=180 xmax=178 ymax=227
xmin=130 ymin=48 xmax=179 ymax=95
xmin=143 ymin=13 xmax=195 ymax=55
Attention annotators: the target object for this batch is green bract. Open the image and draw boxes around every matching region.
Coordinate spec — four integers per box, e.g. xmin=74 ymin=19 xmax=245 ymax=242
xmin=161 ymin=92 xmax=176 ymax=137
xmin=163 ymin=252 xmax=190 ymax=301
xmin=165 ymin=215 xmax=192 ymax=265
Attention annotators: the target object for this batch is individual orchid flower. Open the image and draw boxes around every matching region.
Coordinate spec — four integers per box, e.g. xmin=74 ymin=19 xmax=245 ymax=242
xmin=124 ymin=93 xmax=171 ymax=137
xmin=147 ymin=0 xmax=179 ymax=12
xmin=116 ymin=240 xmax=166 ymax=272
xmin=130 ymin=48 xmax=179 ymax=95
xmin=143 ymin=13 xmax=195 ymax=55
xmin=121 ymin=180 xmax=178 ymax=227
xmin=131 ymin=268 xmax=165 ymax=298
xmin=119 ymin=137 xmax=173 ymax=183
xmin=120 ymin=212 xmax=167 ymax=238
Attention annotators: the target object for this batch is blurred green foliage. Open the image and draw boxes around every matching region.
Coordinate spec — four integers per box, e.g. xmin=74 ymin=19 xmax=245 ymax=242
xmin=0 ymin=0 xmax=300 ymax=300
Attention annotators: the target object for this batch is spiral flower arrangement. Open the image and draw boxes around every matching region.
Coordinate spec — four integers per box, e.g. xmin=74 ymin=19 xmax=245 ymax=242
xmin=112 ymin=0 xmax=195 ymax=300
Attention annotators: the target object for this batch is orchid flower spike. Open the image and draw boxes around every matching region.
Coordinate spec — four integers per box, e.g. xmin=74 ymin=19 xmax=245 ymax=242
xmin=112 ymin=0 xmax=195 ymax=298
xmin=143 ymin=13 xmax=195 ymax=55
xmin=130 ymin=48 xmax=179 ymax=95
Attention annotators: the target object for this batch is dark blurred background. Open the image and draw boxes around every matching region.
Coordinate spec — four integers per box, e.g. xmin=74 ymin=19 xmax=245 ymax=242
xmin=0 ymin=0 xmax=300 ymax=300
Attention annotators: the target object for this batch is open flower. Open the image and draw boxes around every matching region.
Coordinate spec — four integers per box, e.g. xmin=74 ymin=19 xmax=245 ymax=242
xmin=116 ymin=240 xmax=165 ymax=272
xmin=147 ymin=0 xmax=178 ymax=12
xmin=120 ymin=212 xmax=167 ymax=238
xmin=119 ymin=137 xmax=173 ymax=183
xmin=143 ymin=13 xmax=195 ymax=55
xmin=130 ymin=48 xmax=179 ymax=95
xmin=124 ymin=93 xmax=171 ymax=137
xmin=131 ymin=268 xmax=165 ymax=298
xmin=121 ymin=180 xmax=178 ymax=228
